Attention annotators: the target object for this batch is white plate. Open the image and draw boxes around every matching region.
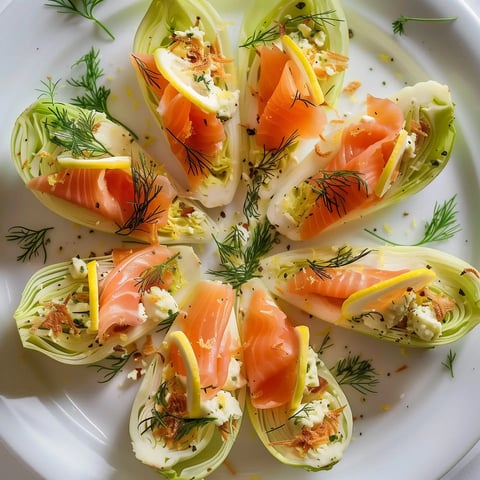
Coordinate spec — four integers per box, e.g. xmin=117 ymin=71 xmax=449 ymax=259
xmin=1 ymin=1 xmax=480 ymax=479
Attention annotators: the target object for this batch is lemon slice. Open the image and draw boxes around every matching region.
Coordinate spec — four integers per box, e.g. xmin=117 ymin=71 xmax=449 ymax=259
xmin=342 ymin=268 xmax=437 ymax=318
xmin=153 ymin=47 xmax=237 ymax=116
xmin=87 ymin=260 xmax=99 ymax=334
xmin=290 ymin=325 xmax=310 ymax=412
xmin=57 ymin=155 xmax=131 ymax=170
xmin=375 ymin=129 xmax=409 ymax=197
xmin=167 ymin=330 xmax=202 ymax=418
xmin=281 ymin=35 xmax=324 ymax=105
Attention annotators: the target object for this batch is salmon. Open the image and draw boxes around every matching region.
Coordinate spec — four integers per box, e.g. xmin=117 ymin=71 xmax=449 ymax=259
xmin=98 ymin=245 xmax=175 ymax=341
xmin=288 ymin=267 xmax=409 ymax=299
xmin=130 ymin=53 xmax=170 ymax=99
xmin=27 ymin=168 xmax=176 ymax=233
xmin=170 ymin=280 xmax=236 ymax=399
xmin=133 ymin=54 xmax=226 ymax=188
xmin=255 ymin=54 xmax=327 ymax=151
xmin=299 ymin=95 xmax=404 ymax=239
xmin=243 ymin=288 xmax=299 ymax=409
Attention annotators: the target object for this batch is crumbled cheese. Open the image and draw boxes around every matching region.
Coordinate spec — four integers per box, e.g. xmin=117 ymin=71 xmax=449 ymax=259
xmin=69 ymin=257 xmax=88 ymax=279
xmin=200 ymin=390 xmax=242 ymax=426
xmin=291 ymin=399 xmax=330 ymax=428
xmin=174 ymin=26 xmax=205 ymax=42
xmin=305 ymin=347 xmax=320 ymax=389
xmin=407 ymin=304 xmax=442 ymax=341
xmin=141 ymin=287 xmax=178 ymax=322
xmin=223 ymin=358 xmax=247 ymax=391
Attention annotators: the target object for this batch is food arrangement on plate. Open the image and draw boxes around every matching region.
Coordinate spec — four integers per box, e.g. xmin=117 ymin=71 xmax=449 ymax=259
xmin=7 ymin=0 xmax=479 ymax=478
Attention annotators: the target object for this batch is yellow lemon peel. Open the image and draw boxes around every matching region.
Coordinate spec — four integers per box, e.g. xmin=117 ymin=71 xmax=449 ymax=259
xmin=290 ymin=325 xmax=310 ymax=412
xmin=87 ymin=260 xmax=99 ymax=334
xmin=57 ymin=155 xmax=132 ymax=170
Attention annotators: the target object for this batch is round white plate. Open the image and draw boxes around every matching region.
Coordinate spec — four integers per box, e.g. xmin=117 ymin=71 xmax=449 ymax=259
xmin=1 ymin=1 xmax=480 ymax=479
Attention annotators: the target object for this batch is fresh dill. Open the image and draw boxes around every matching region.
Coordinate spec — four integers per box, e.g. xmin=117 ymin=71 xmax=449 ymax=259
xmin=317 ymin=331 xmax=334 ymax=356
xmin=6 ymin=225 xmax=54 ymax=263
xmin=364 ymin=195 xmax=460 ymax=246
xmin=208 ymin=220 xmax=279 ymax=289
xmin=37 ymin=77 xmax=61 ymax=103
xmin=392 ymin=15 xmax=457 ymax=36
xmin=45 ymin=105 xmax=113 ymax=157
xmin=166 ymin=127 xmax=213 ymax=177
xmin=88 ymin=350 xmax=135 ymax=383
xmin=135 ymin=252 xmax=180 ymax=294
xmin=156 ymin=312 xmax=179 ymax=333
xmin=139 ymin=381 xmax=215 ymax=440
xmin=68 ymin=47 xmax=137 ymax=138
xmin=332 ymin=353 xmax=379 ymax=395
xmin=305 ymin=245 xmax=372 ymax=280
xmin=307 ymin=170 xmax=368 ymax=217
xmin=44 ymin=0 xmax=115 ymax=40
xmin=116 ymin=154 xmax=167 ymax=236
xmin=243 ymin=132 xmax=298 ymax=220
xmin=239 ymin=11 xmax=341 ymax=48
xmin=289 ymin=402 xmax=316 ymax=426
xmin=131 ymin=53 xmax=166 ymax=96
xmin=441 ymin=349 xmax=456 ymax=378
xmin=291 ymin=90 xmax=317 ymax=108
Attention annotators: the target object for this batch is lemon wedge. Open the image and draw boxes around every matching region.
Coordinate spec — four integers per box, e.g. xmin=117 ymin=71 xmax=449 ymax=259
xmin=290 ymin=325 xmax=310 ymax=412
xmin=281 ymin=35 xmax=324 ymax=105
xmin=57 ymin=155 xmax=131 ymax=170
xmin=167 ymin=330 xmax=202 ymax=418
xmin=87 ymin=260 xmax=99 ymax=334
xmin=375 ymin=129 xmax=409 ymax=197
xmin=342 ymin=268 xmax=437 ymax=318
xmin=153 ymin=47 xmax=238 ymax=116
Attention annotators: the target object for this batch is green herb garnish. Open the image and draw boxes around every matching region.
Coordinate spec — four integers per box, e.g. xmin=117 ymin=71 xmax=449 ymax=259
xmin=332 ymin=353 xmax=379 ymax=394
xmin=365 ymin=195 xmax=460 ymax=246
xmin=209 ymin=220 xmax=279 ymax=289
xmin=68 ymin=47 xmax=137 ymax=138
xmin=89 ymin=350 xmax=135 ymax=383
xmin=45 ymin=0 xmax=115 ymax=40
xmin=6 ymin=226 xmax=54 ymax=263
xmin=441 ymin=349 xmax=456 ymax=378
xmin=392 ymin=15 xmax=457 ymax=36
xmin=135 ymin=252 xmax=180 ymax=294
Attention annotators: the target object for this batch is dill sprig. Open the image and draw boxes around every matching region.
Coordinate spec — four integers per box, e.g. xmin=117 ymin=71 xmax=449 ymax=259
xmin=6 ymin=225 xmax=54 ymax=263
xmin=306 ymin=245 xmax=372 ymax=280
xmin=135 ymin=252 xmax=180 ymax=294
xmin=37 ymin=77 xmax=61 ymax=103
xmin=208 ymin=220 xmax=279 ymax=289
xmin=44 ymin=0 xmax=115 ymax=40
xmin=116 ymin=154 xmax=167 ymax=236
xmin=240 ymin=11 xmax=341 ymax=48
xmin=441 ymin=349 xmax=456 ymax=378
xmin=243 ymin=132 xmax=298 ymax=220
xmin=88 ymin=350 xmax=135 ymax=383
xmin=131 ymin=53 xmax=166 ymax=96
xmin=45 ymin=105 xmax=113 ymax=157
xmin=392 ymin=15 xmax=457 ymax=36
xmin=307 ymin=170 xmax=368 ymax=217
xmin=166 ymin=127 xmax=213 ymax=177
xmin=317 ymin=331 xmax=334 ymax=356
xmin=365 ymin=195 xmax=460 ymax=246
xmin=332 ymin=353 xmax=379 ymax=395
xmin=139 ymin=381 xmax=215 ymax=440
xmin=68 ymin=47 xmax=137 ymax=138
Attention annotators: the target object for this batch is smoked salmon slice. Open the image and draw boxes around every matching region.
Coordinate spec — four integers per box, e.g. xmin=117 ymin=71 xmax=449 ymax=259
xmin=288 ymin=267 xmax=409 ymax=299
xmin=242 ymin=287 xmax=299 ymax=409
xmin=170 ymin=280 xmax=236 ymax=399
xmin=98 ymin=245 xmax=175 ymax=341
xmin=27 ymin=167 xmax=176 ymax=233
xmin=299 ymin=95 xmax=404 ymax=239
xmin=255 ymin=53 xmax=327 ymax=151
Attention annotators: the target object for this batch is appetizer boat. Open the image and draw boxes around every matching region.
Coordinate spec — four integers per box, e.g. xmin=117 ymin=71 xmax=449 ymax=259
xmin=267 ymin=80 xmax=456 ymax=240
xmin=130 ymin=280 xmax=246 ymax=479
xmin=11 ymin=99 xmax=216 ymax=244
xmin=131 ymin=0 xmax=241 ymax=208
xmin=260 ymin=245 xmax=480 ymax=347
xmin=14 ymin=244 xmax=201 ymax=364
xmin=238 ymin=0 xmax=349 ymax=207
xmin=238 ymin=279 xmax=352 ymax=471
